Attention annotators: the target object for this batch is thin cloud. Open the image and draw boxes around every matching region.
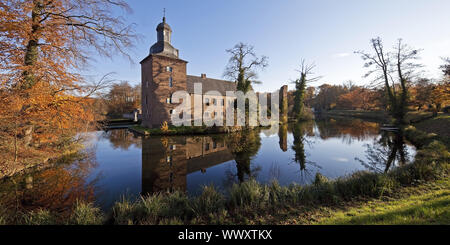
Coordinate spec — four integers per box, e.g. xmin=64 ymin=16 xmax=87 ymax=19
xmin=333 ymin=52 xmax=351 ymax=58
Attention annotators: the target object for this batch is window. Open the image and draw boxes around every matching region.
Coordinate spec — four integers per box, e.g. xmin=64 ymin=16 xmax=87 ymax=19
xmin=170 ymin=145 xmax=176 ymax=150
xmin=222 ymin=99 xmax=225 ymax=106
xmin=170 ymin=109 xmax=176 ymax=115
xmin=166 ymin=98 xmax=171 ymax=104
xmin=166 ymin=66 xmax=173 ymax=72
xmin=169 ymin=77 xmax=173 ymax=87
xmin=205 ymin=98 xmax=210 ymax=106
xmin=213 ymin=99 xmax=217 ymax=105
xmin=214 ymin=112 xmax=217 ymax=117
xmin=166 ymin=156 xmax=172 ymax=163
xmin=213 ymin=141 xmax=217 ymax=149
xmin=205 ymin=143 xmax=210 ymax=151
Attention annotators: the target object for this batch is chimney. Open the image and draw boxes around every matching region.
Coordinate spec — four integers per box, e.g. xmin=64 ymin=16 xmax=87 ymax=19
xmin=201 ymin=73 xmax=206 ymax=79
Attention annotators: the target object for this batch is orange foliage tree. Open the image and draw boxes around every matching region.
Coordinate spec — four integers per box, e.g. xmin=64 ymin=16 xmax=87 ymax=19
xmin=0 ymin=0 xmax=136 ymax=173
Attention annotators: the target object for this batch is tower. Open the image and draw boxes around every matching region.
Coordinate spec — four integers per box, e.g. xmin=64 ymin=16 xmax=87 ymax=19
xmin=141 ymin=16 xmax=188 ymax=128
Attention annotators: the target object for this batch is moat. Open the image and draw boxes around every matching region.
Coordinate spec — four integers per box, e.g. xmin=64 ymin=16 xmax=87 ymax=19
xmin=0 ymin=117 xmax=416 ymax=211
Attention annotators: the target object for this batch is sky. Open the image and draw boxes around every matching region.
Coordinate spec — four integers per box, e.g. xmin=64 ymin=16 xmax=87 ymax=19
xmin=83 ymin=0 xmax=450 ymax=92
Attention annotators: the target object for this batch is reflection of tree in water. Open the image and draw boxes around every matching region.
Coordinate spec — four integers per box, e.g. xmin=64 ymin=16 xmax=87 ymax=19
xmin=223 ymin=130 xmax=262 ymax=186
xmin=0 ymin=151 xmax=99 ymax=217
xmin=268 ymin=162 xmax=281 ymax=181
xmin=291 ymin=121 xmax=320 ymax=184
xmin=105 ymin=129 xmax=141 ymax=150
xmin=357 ymin=131 xmax=411 ymax=173
xmin=315 ymin=117 xmax=379 ymax=144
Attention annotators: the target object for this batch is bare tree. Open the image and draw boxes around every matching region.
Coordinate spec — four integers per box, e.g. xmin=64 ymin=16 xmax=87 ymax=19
xmin=441 ymin=57 xmax=450 ymax=78
xmin=356 ymin=37 xmax=421 ymax=124
xmin=292 ymin=60 xmax=320 ymax=121
xmin=223 ymin=42 xmax=268 ymax=93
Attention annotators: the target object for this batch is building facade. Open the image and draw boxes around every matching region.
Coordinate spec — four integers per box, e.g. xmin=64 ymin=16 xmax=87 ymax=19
xmin=141 ymin=17 xmax=237 ymax=128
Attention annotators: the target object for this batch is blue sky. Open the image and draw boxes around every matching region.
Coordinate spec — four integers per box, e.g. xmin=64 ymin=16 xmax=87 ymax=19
xmin=84 ymin=0 xmax=450 ymax=92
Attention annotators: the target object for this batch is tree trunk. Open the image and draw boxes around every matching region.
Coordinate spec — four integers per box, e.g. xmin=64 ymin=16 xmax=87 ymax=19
xmin=21 ymin=1 xmax=42 ymax=145
xmin=14 ymin=121 xmax=18 ymax=163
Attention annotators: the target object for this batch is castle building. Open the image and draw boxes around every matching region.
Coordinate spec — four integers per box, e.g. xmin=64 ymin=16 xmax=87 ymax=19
xmin=140 ymin=17 xmax=237 ymax=128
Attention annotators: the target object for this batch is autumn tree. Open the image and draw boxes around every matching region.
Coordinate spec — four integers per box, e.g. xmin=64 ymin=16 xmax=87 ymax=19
xmin=409 ymin=78 xmax=433 ymax=110
xmin=312 ymin=84 xmax=347 ymax=111
xmin=336 ymin=86 xmax=379 ymax=110
xmin=292 ymin=60 xmax=320 ymax=121
xmin=106 ymin=81 xmax=141 ymax=117
xmin=429 ymin=81 xmax=450 ymax=115
xmin=223 ymin=42 xmax=268 ymax=93
xmin=356 ymin=38 xmax=421 ymax=124
xmin=0 ymin=0 xmax=136 ymax=172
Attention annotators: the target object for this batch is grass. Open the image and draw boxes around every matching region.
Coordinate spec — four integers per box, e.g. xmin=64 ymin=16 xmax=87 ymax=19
xmin=322 ymin=110 xmax=387 ymax=121
xmin=69 ymin=201 xmax=104 ymax=225
xmin=323 ymin=110 xmax=434 ymax=123
xmin=414 ymin=114 xmax=450 ymax=146
xmin=316 ymin=179 xmax=450 ymax=225
xmin=404 ymin=111 xmax=434 ymax=123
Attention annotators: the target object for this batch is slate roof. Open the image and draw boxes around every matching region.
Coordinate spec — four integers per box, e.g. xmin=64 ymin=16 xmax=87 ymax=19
xmin=186 ymin=75 xmax=237 ymax=95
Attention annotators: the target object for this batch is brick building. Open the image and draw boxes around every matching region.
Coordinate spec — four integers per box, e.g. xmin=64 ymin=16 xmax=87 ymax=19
xmin=140 ymin=17 xmax=237 ymax=128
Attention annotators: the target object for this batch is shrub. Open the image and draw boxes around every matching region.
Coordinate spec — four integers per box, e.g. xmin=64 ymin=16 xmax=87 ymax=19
xmin=69 ymin=201 xmax=104 ymax=225
xmin=0 ymin=216 xmax=6 ymax=225
xmin=229 ymin=179 xmax=269 ymax=209
xmin=160 ymin=121 xmax=169 ymax=133
xmin=313 ymin=173 xmax=329 ymax=186
xmin=191 ymin=185 xmax=225 ymax=216
xmin=138 ymin=194 xmax=165 ymax=222
xmin=330 ymin=171 xmax=395 ymax=202
xmin=23 ymin=209 xmax=57 ymax=225
xmin=111 ymin=197 xmax=136 ymax=225
xmin=160 ymin=191 xmax=191 ymax=219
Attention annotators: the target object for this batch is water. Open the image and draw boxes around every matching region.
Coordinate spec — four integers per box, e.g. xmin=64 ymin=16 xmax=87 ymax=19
xmin=0 ymin=118 xmax=416 ymax=211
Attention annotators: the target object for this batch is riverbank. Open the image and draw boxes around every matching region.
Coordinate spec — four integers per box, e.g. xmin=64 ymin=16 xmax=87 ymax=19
xmin=320 ymin=110 xmax=387 ymax=121
xmin=130 ymin=125 xmax=245 ymax=136
xmin=321 ymin=110 xmax=434 ymax=124
xmin=414 ymin=114 xmax=450 ymax=146
xmin=0 ymin=148 xmax=83 ymax=180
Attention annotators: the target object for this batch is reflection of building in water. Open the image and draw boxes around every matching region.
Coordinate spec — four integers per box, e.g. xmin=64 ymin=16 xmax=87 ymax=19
xmin=278 ymin=124 xmax=288 ymax=152
xmin=142 ymin=136 xmax=233 ymax=194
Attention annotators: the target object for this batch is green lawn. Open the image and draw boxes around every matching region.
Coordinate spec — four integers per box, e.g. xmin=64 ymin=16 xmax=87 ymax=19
xmin=315 ymin=179 xmax=450 ymax=225
xmin=415 ymin=114 xmax=450 ymax=146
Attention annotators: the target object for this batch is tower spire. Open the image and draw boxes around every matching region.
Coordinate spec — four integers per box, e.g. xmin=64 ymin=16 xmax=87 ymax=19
xmin=163 ymin=8 xmax=166 ymax=22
